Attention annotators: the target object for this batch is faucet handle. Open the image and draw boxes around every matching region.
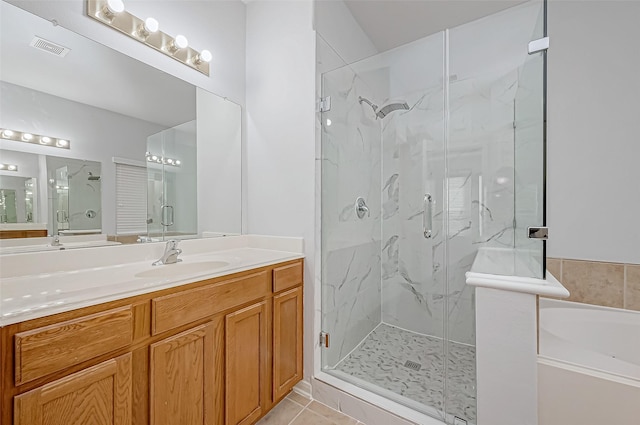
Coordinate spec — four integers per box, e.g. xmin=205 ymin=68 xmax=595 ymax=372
xmin=166 ymin=239 xmax=179 ymax=250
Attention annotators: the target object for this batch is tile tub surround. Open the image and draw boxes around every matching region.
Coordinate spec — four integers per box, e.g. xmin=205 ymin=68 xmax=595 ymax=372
xmin=334 ymin=323 xmax=476 ymax=423
xmin=546 ymin=258 xmax=640 ymax=311
xmin=257 ymin=391 xmax=365 ymax=425
xmin=0 ymin=234 xmax=304 ymax=324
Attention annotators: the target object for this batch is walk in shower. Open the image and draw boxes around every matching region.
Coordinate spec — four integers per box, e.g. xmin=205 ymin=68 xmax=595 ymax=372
xmin=318 ymin=1 xmax=546 ymax=424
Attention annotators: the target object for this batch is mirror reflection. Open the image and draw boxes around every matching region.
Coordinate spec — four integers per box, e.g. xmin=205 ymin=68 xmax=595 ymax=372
xmin=0 ymin=1 xmax=242 ymax=249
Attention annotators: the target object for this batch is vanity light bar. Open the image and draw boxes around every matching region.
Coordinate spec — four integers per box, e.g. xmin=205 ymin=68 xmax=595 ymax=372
xmin=0 ymin=163 xmax=19 ymax=172
xmin=87 ymin=0 xmax=211 ymax=76
xmin=146 ymin=152 xmax=181 ymax=167
xmin=0 ymin=128 xmax=70 ymax=150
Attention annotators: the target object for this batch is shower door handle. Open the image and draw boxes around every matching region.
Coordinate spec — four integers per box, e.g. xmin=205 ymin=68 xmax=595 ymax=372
xmin=423 ymin=194 xmax=433 ymax=239
xmin=161 ymin=205 xmax=174 ymax=227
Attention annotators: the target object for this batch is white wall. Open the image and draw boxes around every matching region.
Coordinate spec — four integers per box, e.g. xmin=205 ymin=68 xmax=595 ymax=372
xmin=246 ymin=0 xmax=316 ymax=380
xmin=5 ymin=0 xmax=246 ymax=105
xmin=314 ymin=0 xmax=378 ymax=67
xmin=547 ymin=1 xmax=640 ymax=264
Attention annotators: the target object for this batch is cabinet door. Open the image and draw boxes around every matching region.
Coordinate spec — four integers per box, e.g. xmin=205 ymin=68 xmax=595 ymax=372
xmin=14 ymin=353 xmax=132 ymax=425
xmin=273 ymin=287 xmax=303 ymax=401
xmin=150 ymin=322 xmax=216 ymax=425
xmin=225 ymin=301 xmax=268 ymax=425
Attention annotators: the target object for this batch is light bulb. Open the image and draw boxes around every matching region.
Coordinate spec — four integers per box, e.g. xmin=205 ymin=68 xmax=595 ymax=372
xmin=144 ymin=17 xmax=159 ymax=33
xmin=193 ymin=49 xmax=212 ymax=65
xmin=2 ymin=130 xmax=14 ymax=138
xmin=7 ymin=165 xmax=17 ymax=171
xmin=57 ymin=139 xmax=69 ymax=147
xmin=166 ymin=159 xmax=174 ymax=165
xmin=0 ymin=164 xmax=5 ymax=170
xmin=138 ymin=17 xmax=159 ymax=39
xmin=326 ymin=119 xmax=332 ymax=126
xmin=106 ymin=0 xmax=125 ymax=14
xmin=175 ymin=160 xmax=181 ymax=165
xmin=40 ymin=136 xmax=52 ymax=144
xmin=22 ymin=133 xmax=33 ymax=141
xmin=174 ymin=35 xmax=188 ymax=49
xmin=200 ymin=50 xmax=212 ymax=62
xmin=151 ymin=155 xmax=158 ymax=161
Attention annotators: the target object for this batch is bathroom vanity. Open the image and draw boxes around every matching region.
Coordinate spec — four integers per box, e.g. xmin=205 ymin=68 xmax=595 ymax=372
xmin=0 ymin=237 xmax=304 ymax=425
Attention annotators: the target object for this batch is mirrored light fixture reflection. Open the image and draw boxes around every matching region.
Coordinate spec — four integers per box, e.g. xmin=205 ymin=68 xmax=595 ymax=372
xmin=146 ymin=152 xmax=181 ymax=167
xmin=87 ymin=0 xmax=211 ymax=76
xmin=0 ymin=128 xmax=71 ymax=150
xmin=0 ymin=164 xmax=18 ymax=172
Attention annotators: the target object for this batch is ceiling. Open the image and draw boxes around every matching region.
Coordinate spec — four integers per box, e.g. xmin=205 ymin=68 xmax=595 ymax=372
xmin=344 ymin=0 xmax=527 ymax=52
xmin=0 ymin=1 xmax=196 ymax=128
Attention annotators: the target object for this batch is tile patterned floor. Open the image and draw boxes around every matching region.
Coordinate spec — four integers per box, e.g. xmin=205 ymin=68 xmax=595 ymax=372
xmin=257 ymin=391 xmax=366 ymax=425
xmin=334 ymin=323 xmax=476 ymax=423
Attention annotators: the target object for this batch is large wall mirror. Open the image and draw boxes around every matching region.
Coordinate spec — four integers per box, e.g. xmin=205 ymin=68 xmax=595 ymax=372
xmin=0 ymin=1 xmax=241 ymax=249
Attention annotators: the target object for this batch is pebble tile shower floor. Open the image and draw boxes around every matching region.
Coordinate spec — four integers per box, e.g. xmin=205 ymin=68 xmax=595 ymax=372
xmin=334 ymin=323 xmax=476 ymax=423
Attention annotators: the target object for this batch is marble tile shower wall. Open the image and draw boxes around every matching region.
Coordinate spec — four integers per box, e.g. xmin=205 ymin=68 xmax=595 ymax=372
xmin=321 ymin=65 xmax=386 ymax=368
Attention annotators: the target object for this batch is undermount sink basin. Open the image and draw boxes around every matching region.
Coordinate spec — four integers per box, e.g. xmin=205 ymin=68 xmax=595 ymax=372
xmin=135 ymin=260 xmax=230 ymax=279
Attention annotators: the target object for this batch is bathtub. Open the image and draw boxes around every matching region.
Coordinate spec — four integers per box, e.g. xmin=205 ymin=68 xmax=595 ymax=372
xmin=538 ymin=299 xmax=640 ymax=425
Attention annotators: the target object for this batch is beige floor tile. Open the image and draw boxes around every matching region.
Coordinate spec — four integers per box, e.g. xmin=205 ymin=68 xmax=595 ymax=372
xmin=290 ymin=409 xmax=334 ymax=425
xmin=257 ymin=399 xmax=305 ymax=425
xmin=562 ymin=259 xmax=624 ymax=308
xmin=625 ymin=264 xmax=640 ymax=311
xmin=286 ymin=391 xmax=312 ymax=407
xmin=307 ymin=401 xmax=359 ymax=425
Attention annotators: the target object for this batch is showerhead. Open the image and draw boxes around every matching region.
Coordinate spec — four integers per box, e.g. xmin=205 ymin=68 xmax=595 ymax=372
xmin=376 ymin=102 xmax=410 ymax=118
xmin=358 ymin=96 xmax=409 ymax=119
xmin=87 ymin=172 xmax=101 ymax=181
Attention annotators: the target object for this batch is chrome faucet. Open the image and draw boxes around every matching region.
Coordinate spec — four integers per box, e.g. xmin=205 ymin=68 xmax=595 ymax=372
xmin=152 ymin=240 xmax=183 ymax=266
xmin=50 ymin=235 xmax=62 ymax=247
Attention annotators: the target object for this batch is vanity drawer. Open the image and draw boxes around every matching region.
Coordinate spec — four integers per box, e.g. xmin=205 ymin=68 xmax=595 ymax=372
xmin=15 ymin=306 xmax=133 ymax=385
xmin=152 ymin=271 xmax=270 ymax=335
xmin=273 ymin=261 xmax=303 ymax=293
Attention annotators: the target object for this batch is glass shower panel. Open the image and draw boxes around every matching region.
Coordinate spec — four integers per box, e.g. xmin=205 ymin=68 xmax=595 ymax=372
xmin=161 ymin=121 xmax=197 ymax=239
xmin=514 ymin=7 xmax=546 ymax=279
xmin=448 ymin=0 xmax=545 ymax=278
xmin=54 ymin=166 xmax=69 ymax=235
xmin=146 ymin=131 xmax=164 ymax=238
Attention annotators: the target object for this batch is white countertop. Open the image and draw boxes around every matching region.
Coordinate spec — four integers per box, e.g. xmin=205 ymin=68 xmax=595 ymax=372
xmin=0 ymin=235 xmax=304 ymax=325
xmin=466 ymin=247 xmax=570 ymax=298
xmin=0 ymin=222 xmax=47 ymax=230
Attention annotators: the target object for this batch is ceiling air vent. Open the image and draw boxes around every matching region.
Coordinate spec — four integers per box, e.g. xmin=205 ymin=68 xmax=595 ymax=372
xmin=29 ymin=36 xmax=71 ymax=57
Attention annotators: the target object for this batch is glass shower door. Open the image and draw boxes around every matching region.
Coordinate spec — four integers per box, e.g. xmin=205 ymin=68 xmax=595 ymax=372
xmin=146 ymin=121 xmax=197 ymax=240
xmin=319 ymin=31 xmax=452 ymax=422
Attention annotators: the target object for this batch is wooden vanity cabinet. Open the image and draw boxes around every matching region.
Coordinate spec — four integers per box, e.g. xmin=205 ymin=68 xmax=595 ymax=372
xmin=0 ymin=258 xmax=303 ymax=425
xmin=13 ymin=353 xmax=132 ymax=425
xmin=225 ymin=301 xmax=270 ymax=425
xmin=150 ymin=322 xmax=217 ymax=425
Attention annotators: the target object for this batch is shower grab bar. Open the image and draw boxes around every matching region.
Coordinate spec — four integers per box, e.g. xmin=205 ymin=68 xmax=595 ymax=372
xmin=423 ymin=194 xmax=433 ymax=239
xmin=161 ymin=205 xmax=174 ymax=227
